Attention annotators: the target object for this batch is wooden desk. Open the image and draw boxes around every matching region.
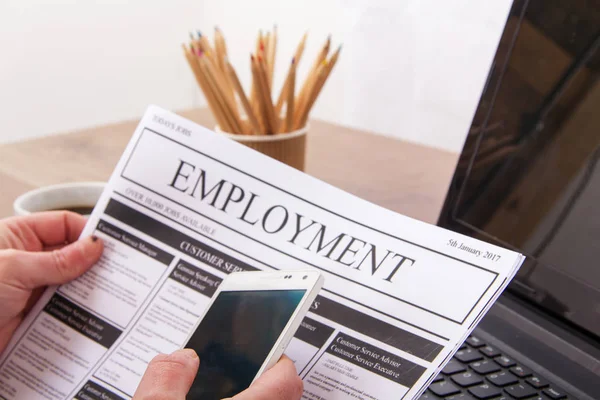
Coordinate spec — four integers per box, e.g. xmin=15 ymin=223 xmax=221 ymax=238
xmin=0 ymin=109 xmax=458 ymax=223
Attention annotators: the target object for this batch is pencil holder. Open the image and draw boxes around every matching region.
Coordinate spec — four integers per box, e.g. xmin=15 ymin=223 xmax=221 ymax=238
xmin=215 ymin=125 xmax=308 ymax=171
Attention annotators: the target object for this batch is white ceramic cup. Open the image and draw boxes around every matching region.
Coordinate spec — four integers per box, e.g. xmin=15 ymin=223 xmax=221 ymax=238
xmin=13 ymin=182 xmax=106 ymax=217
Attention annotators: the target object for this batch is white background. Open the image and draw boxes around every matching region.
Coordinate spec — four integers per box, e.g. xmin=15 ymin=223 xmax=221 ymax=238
xmin=0 ymin=0 xmax=512 ymax=152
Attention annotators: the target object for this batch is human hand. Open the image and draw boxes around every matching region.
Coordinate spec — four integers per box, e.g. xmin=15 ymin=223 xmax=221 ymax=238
xmin=0 ymin=211 xmax=104 ymax=353
xmin=133 ymin=350 xmax=303 ymax=400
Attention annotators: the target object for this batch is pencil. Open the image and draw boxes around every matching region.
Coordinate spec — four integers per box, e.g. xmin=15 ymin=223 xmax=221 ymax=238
xmin=284 ymin=58 xmax=296 ymax=132
xmin=257 ymin=55 xmax=279 ymax=133
xmin=296 ymin=45 xmax=341 ymax=128
xmin=192 ymin=48 xmax=233 ymax=132
xmin=189 ymin=31 xmax=201 ymax=50
xmin=302 ymin=44 xmax=341 ymax=120
xmin=188 ymin=45 xmax=229 ymax=129
xmin=294 ymin=32 xmax=308 ymax=65
xmin=197 ymin=53 xmax=236 ymax=133
xmin=295 ymin=35 xmax=331 ymax=123
xmin=226 ymin=60 xmax=262 ymax=134
xmin=294 ymin=60 xmax=326 ymax=129
xmin=275 ymin=57 xmax=295 ymax=118
xmin=183 ymin=45 xmax=230 ymax=131
xmin=197 ymin=31 xmax=215 ymax=56
xmin=307 ymin=35 xmax=331 ymax=79
xmin=267 ymin=25 xmax=277 ymax=87
xmin=200 ymin=38 xmax=236 ymax=110
xmin=253 ymin=55 xmax=278 ymax=134
xmin=264 ymin=31 xmax=271 ymax=54
xmin=250 ymin=55 xmax=269 ymax=133
xmin=274 ymin=33 xmax=307 ymax=117
xmin=200 ymin=54 xmax=244 ymax=133
xmin=215 ymin=27 xmax=236 ymax=100
xmin=214 ymin=27 xmax=226 ymax=71
xmin=250 ymin=31 xmax=263 ymax=111
xmin=264 ymin=31 xmax=271 ymax=85
xmin=258 ymin=38 xmax=271 ymax=92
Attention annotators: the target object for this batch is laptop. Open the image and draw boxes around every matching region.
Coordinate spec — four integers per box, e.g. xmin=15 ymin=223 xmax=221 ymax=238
xmin=426 ymin=1 xmax=600 ymax=399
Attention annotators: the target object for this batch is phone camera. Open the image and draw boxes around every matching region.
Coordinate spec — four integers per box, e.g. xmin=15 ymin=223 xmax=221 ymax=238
xmin=284 ymin=275 xmax=291 ymax=279
xmin=303 ymin=275 xmax=308 ymax=280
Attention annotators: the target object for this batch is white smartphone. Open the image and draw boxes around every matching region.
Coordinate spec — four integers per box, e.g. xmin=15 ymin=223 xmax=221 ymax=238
xmin=182 ymin=269 xmax=323 ymax=399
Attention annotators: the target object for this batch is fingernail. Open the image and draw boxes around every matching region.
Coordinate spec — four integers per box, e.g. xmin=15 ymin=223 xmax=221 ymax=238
xmin=170 ymin=349 xmax=199 ymax=363
xmin=91 ymin=235 xmax=99 ymax=243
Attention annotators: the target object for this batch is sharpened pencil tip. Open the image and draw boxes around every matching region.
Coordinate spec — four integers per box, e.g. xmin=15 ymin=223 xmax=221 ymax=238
xmin=196 ymin=30 xmax=202 ymax=37
xmin=215 ymin=26 xmax=220 ymax=32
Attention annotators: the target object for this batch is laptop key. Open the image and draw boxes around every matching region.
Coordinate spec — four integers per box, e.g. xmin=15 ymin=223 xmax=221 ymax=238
xmin=494 ymin=355 xmax=516 ymax=368
xmin=432 ymin=373 xmax=444 ymax=383
xmin=417 ymin=392 xmax=440 ymax=399
xmin=470 ymin=360 xmax=501 ymax=375
xmin=466 ymin=336 xmax=485 ymax=348
xmin=455 ymin=349 xmax=483 ymax=363
xmin=542 ymin=387 xmax=567 ymax=399
xmin=451 ymin=371 xmax=484 ymax=387
xmin=479 ymin=345 xmax=501 ymax=358
xmin=428 ymin=380 xmax=460 ymax=397
xmin=509 ymin=364 xmax=533 ymax=378
xmin=486 ymin=371 xmax=518 ymax=387
xmin=504 ymin=383 xmax=538 ymax=399
xmin=442 ymin=359 xmax=466 ymax=375
xmin=446 ymin=393 xmax=477 ymax=400
xmin=468 ymin=383 xmax=502 ymax=399
xmin=526 ymin=375 xmax=549 ymax=388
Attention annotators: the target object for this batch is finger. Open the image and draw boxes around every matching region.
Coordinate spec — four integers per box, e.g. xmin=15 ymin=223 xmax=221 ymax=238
xmin=233 ymin=355 xmax=303 ymax=400
xmin=0 ymin=235 xmax=104 ymax=289
xmin=0 ymin=318 xmax=22 ymax=354
xmin=133 ymin=349 xmax=199 ymax=400
xmin=23 ymin=287 xmax=45 ymax=315
xmin=0 ymin=211 xmax=88 ymax=250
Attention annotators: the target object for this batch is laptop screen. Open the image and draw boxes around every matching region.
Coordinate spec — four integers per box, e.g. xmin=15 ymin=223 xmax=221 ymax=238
xmin=439 ymin=0 xmax=600 ymax=342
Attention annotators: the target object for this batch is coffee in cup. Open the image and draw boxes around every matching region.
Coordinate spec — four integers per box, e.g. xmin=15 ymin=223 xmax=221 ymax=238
xmin=13 ymin=182 xmax=105 ymax=217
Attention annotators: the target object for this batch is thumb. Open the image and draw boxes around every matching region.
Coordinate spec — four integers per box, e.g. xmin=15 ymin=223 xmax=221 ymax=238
xmin=133 ymin=349 xmax=200 ymax=400
xmin=1 ymin=235 xmax=103 ymax=289
xmin=233 ymin=355 xmax=304 ymax=400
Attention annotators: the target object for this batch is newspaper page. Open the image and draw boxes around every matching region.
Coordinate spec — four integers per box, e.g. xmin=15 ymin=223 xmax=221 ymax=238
xmin=0 ymin=105 xmax=524 ymax=400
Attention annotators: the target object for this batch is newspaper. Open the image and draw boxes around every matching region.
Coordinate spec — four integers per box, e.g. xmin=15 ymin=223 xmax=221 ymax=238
xmin=0 ymin=105 xmax=524 ymax=400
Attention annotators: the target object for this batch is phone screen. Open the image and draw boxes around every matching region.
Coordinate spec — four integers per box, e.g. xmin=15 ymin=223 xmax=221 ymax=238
xmin=185 ymin=289 xmax=306 ymax=400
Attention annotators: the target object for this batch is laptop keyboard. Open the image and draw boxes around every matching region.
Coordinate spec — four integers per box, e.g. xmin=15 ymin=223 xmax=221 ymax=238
xmin=420 ymin=335 xmax=571 ymax=400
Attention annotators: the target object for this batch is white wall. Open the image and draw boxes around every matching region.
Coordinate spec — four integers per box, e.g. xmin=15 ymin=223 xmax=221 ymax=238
xmin=0 ymin=0 xmax=512 ymax=152
xmin=0 ymin=0 xmax=204 ymax=144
